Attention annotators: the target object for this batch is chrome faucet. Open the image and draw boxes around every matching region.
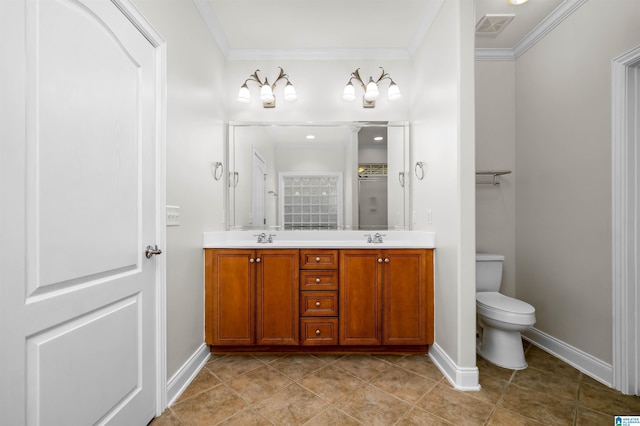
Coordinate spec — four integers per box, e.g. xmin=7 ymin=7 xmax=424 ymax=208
xmin=254 ymin=233 xmax=275 ymax=243
xmin=373 ymin=233 xmax=385 ymax=243
xmin=365 ymin=233 xmax=386 ymax=243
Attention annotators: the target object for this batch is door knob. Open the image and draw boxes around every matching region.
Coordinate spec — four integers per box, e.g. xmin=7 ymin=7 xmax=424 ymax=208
xmin=145 ymin=245 xmax=162 ymax=259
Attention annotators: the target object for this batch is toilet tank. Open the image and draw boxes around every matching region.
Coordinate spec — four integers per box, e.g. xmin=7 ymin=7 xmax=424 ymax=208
xmin=476 ymin=253 xmax=504 ymax=292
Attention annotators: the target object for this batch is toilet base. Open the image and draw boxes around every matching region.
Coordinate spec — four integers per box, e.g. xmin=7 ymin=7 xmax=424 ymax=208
xmin=477 ymin=325 xmax=528 ymax=370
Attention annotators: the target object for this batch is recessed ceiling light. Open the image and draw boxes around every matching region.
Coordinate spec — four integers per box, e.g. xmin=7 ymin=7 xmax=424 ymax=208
xmin=306 ymin=134 xmax=315 ymax=140
xmin=374 ymin=136 xmax=384 ymax=141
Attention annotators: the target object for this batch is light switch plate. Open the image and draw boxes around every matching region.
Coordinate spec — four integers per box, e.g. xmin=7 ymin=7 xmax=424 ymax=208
xmin=167 ymin=205 xmax=180 ymax=226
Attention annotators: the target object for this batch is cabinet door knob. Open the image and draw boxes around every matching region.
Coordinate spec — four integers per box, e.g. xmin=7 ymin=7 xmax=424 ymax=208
xmin=315 ymin=301 xmax=321 ymax=307
xmin=315 ymin=329 xmax=321 ymax=335
xmin=378 ymin=258 xmax=383 ymax=263
xmin=315 ymin=278 xmax=321 ymax=283
xmin=384 ymin=258 xmax=390 ymax=263
xmin=255 ymin=258 xmax=261 ymax=263
xmin=249 ymin=258 xmax=255 ymax=263
xmin=315 ymin=257 xmax=321 ymax=262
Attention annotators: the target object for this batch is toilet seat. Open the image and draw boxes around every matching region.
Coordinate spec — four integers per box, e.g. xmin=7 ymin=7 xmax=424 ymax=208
xmin=476 ymin=292 xmax=536 ymax=326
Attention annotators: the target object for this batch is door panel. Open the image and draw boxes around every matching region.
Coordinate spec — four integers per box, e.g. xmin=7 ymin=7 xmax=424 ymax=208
xmin=339 ymin=250 xmax=383 ymax=345
xmin=383 ymin=250 xmax=431 ymax=345
xmin=256 ymin=250 xmax=299 ymax=345
xmin=211 ymin=250 xmax=255 ymax=345
xmin=1 ymin=0 xmax=160 ymax=424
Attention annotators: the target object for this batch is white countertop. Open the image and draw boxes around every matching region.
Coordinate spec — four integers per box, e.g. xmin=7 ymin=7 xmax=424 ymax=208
xmin=202 ymin=230 xmax=436 ymax=249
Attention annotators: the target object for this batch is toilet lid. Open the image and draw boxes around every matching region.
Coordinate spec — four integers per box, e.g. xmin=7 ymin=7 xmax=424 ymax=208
xmin=476 ymin=292 xmax=535 ymax=315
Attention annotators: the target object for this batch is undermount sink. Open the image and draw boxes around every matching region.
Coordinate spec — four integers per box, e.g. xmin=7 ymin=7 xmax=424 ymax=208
xmin=202 ymin=230 xmax=436 ymax=249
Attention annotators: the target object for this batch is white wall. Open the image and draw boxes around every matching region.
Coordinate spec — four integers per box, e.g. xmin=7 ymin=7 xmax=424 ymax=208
xmin=132 ymin=0 xmax=226 ymax=379
xmin=411 ymin=0 xmax=477 ymax=374
xmin=515 ymin=0 xmax=640 ymax=364
xmin=475 ymin=61 xmax=516 ymax=297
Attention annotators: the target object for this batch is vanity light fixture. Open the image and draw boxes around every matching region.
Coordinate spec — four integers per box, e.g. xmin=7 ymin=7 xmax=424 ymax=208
xmin=507 ymin=0 xmax=528 ymax=4
xmin=343 ymin=67 xmax=401 ymax=108
xmin=237 ymin=67 xmax=297 ymax=108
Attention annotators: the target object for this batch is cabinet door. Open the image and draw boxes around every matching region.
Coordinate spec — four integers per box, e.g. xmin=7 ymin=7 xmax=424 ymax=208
xmin=208 ymin=249 xmax=255 ymax=345
xmin=339 ymin=250 xmax=383 ymax=345
xmin=383 ymin=249 xmax=434 ymax=345
xmin=256 ymin=249 xmax=300 ymax=345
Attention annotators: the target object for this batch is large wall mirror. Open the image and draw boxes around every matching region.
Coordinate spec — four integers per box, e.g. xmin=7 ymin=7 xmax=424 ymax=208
xmin=227 ymin=122 xmax=410 ymax=231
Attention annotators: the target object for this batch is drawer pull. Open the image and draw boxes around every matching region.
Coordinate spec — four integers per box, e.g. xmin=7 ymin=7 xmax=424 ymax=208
xmin=249 ymin=258 xmax=255 ymax=263
xmin=256 ymin=258 xmax=261 ymax=263
xmin=315 ymin=301 xmax=321 ymax=307
xmin=378 ymin=258 xmax=383 ymax=263
xmin=384 ymin=258 xmax=390 ymax=263
xmin=315 ymin=329 xmax=321 ymax=335
xmin=315 ymin=257 xmax=321 ymax=262
xmin=315 ymin=278 xmax=321 ymax=283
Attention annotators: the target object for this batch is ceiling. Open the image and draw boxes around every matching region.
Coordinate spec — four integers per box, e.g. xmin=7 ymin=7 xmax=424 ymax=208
xmin=195 ymin=0 xmax=582 ymax=60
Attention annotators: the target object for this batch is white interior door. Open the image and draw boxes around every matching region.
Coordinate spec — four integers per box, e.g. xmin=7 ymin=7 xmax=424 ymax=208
xmin=252 ymin=148 xmax=267 ymax=228
xmin=0 ymin=0 xmax=162 ymax=424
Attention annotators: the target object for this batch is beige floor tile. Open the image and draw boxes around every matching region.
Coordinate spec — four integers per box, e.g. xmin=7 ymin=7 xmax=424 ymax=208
xmin=369 ymin=364 xmax=438 ymax=404
xmin=486 ymin=408 xmax=545 ymax=426
xmin=472 ymin=372 xmax=508 ymax=405
xmin=303 ymin=408 xmax=363 ymax=426
xmin=256 ymin=383 xmax=330 ymax=425
xmin=397 ymin=407 xmax=454 ymax=425
xmin=393 ymin=354 xmax=444 ymax=381
xmin=171 ymin=384 xmax=247 ymax=425
xmin=268 ymin=354 xmax=329 ymax=381
xmin=174 ymin=368 xmax=221 ymax=404
xmin=335 ymin=383 xmax=412 ymax=425
xmin=215 ymin=408 xmax=273 ymax=426
xmin=498 ymin=383 xmax=575 ymax=425
xmin=511 ymin=366 xmax=579 ymax=401
xmin=149 ymin=409 xmax=182 ymax=426
xmin=417 ymin=382 xmax=494 ymax=425
xmin=205 ymin=355 xmax=265 ymax=382
xmin=226 ymin=365 xmax=293 ymax=403
xmin=332 ymin=354 xmax=391 ymax=381
xmin=298 ymin=364 xmax=364 ymax=404
xmin=476 ymin=355 xmax=515 ymax=382
xmin=574 ymin=406 xmax=614 ymax=425
xmin=524 ymin=346 xmax=581 ymax=380
xmin=578 ymin=380 xmax=640 ymax=416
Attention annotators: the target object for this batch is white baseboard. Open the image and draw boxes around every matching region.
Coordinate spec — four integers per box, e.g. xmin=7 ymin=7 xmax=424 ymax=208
xmin=166 ymin=343 xmax=211 ymax=406
xmin=429 ymin=342 xmax=480 ymax=391
xmin=522 ymin=327 xmax=613 ymax=387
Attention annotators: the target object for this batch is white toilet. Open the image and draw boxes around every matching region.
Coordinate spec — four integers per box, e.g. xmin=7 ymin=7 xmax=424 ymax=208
xmin=476 ymin=253 xmax=536 ymax=369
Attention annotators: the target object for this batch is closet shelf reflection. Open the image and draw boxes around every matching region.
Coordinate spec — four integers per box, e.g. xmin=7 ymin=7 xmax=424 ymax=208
xmin=476 ymin=170 xmax=511 ymax=186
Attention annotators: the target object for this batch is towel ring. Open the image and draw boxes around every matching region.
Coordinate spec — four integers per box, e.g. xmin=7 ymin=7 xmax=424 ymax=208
xmin=398 ymin=172 xmax=405 ymax=188
xmin=228 ymin=171 xmax=239 ymax=187
xmin=415 ymin=161 xmax=425 ymax=180
xmin=212 ymin=162 xmax=224 ymax=181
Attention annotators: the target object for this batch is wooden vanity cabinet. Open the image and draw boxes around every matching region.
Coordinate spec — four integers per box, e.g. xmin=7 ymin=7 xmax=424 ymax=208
xmin=340 ymin=249 xmax=434 ymax=346
xmin=205 ymin=249 xmax=299 ymax=346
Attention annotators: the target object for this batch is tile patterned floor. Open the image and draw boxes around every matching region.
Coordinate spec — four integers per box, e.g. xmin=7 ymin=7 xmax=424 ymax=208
xmin=150 ymin=343 xmax=640 ymax=425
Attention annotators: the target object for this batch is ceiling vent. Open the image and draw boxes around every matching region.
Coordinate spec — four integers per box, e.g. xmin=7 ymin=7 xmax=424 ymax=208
xmin=475 ymin=14 xmax=515 ymax=35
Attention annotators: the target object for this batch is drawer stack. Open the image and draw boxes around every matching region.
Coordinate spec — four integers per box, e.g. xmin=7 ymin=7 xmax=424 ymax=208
xmin=299 ymin=249 xmax=339 ymax=345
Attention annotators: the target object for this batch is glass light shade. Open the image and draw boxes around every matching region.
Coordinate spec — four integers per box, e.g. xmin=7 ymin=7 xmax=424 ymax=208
xmin=260 ymin=84 xmax=274 ymax=103
xmin=237 ymin=84 xmax=251 ymax=103
xmin=364 ymin=78 xmax=379 ymax=101
xmin=284 ymin=82 xmax=297 ymax=101
xmin=342 ymin=82 xmax=356 ymax=101
xmin=387 ymin=81 xmax=402 ymax=101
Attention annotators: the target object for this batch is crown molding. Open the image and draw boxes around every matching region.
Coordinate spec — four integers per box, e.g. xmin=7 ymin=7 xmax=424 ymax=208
xmin=225 ymin=48 xmax=411 ymax=61
xmin=475 ymin=0 xmax=588 ymax=61
xmin=192 ymin=0 xmax=229 ymax=57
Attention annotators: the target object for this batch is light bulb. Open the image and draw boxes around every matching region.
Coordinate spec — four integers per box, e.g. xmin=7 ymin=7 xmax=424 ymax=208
xmin=260 ymin=84 xmax=274 ymax=103
xmin=387 ymin=81 xmax=401 ymax=101
xmin=284 ymin=82 xmax=297 ymax=101
xmin=237 ymin=84 xmax=251 ymax=103
xmin=364 ymin=78 xmax=379 ymax=101
xmin=507 ymin=0 xmax=528 ymax=4
xmin=342 ymin=82 xmax=356 ymax=101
